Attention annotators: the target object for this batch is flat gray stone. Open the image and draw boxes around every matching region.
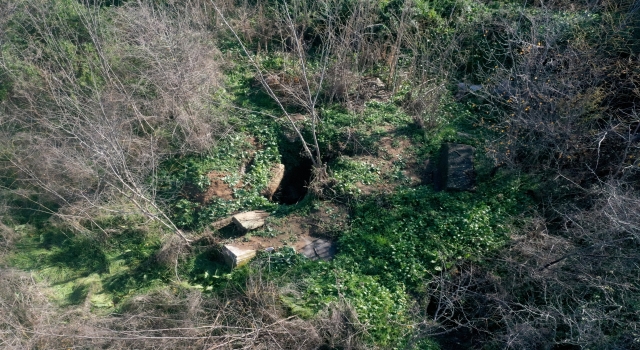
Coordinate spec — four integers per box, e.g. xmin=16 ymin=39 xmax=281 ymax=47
xmin=232 ymin=210 xmax=270 ymax=231
xmin=300 ymin=238 xmax=336 ymax=261
xmin=435 ymin=143 xmax=476 ymax=191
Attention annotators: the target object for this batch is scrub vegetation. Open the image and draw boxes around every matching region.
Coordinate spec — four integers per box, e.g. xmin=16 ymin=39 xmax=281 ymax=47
xmin=1 ymin=0 xmax=639 ymax=349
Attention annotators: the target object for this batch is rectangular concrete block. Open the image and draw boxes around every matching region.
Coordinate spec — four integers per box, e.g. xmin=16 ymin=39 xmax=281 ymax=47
xmin=222 ymin=245 xmax=256 ymax=268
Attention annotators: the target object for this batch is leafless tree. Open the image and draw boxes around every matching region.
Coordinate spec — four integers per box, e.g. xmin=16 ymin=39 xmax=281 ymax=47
xmin=212 ymin=0 xmax=328 ymax=182
xmin=0 ymin=0 xmax=228 ymax=242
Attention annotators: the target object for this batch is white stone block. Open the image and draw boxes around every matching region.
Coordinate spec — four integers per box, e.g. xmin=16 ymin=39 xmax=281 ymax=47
xmin=232 ymin=210 xmax=270 ymax=231
xmin=222 ymin=245 xmax=256 ymax=268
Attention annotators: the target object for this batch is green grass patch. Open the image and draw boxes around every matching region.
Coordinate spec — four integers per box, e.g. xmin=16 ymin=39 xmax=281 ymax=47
xmin=156 ymin=131 xmax=281 ymax=230
xmin=329 ymin=156 xmax=382 ymax=196
xmin=8 ymin=222 xmax=169 ymax=308
xmin=338 ymin=171 xmax=532 ymax=291
xmin=317 ymin=102 xmax=414 ymax=157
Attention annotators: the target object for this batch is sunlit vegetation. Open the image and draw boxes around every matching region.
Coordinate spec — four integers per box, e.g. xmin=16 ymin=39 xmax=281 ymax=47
xmin=1 ymin=0 xmax=639 ymax=348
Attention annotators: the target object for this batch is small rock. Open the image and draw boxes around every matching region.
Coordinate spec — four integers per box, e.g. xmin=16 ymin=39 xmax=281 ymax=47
xmin=361 ymin=77 xmax=386 ymax=90
xmin=371 ymin=77 xmax=386 ymax=89
xmin=222 ymin=245 xmax=256 ymax=268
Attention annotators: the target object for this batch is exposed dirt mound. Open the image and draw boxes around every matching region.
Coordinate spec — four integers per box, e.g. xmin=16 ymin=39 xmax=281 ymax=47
xmin=200 ymin=171 xmax=236 ymax=202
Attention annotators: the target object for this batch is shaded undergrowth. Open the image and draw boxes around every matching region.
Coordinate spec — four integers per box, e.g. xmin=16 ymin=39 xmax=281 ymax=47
xmin=7 ymin=223 xmax=169 ymax=307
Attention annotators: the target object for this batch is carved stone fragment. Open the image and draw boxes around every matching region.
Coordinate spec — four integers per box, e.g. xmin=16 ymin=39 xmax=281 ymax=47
xmin=261 ymin=164 xmax=285 ymax=200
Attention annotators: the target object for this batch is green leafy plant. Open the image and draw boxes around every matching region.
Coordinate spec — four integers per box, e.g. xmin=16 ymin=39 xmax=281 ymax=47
xmin=294 ymin=263 xmax=412 ymax=347
xmin=330 ymin=157 xmax=381 ymax=196
xmin=156 ymin=131 xmax=281 ymax=230
xmin=339 ymin=174 xmax=530 ymax=290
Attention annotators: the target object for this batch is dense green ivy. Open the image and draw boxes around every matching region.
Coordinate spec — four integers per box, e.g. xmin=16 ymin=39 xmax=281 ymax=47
xmin=340 ymin=174 xmax=530 ymax=290
xmin=156 ymin=131 xmax=281 ymax=230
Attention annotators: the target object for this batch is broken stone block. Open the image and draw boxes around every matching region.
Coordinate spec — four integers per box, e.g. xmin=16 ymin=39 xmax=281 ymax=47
xmin=435 ymin=143 xmax=476 ymax=191
xmin=261 ymin=164 xmax=285 ymax=200
xmin=232 ymin=210 xmax=270 ymax=231
xmin=300 ymin=238 xmax=336 ymax=261
xmin=222 ymin=245 xmax=256 ymax=268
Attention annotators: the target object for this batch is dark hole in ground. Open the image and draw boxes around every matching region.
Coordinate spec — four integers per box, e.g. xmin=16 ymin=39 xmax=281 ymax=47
xmin=274 ymin=157 xmax=313 ymax=204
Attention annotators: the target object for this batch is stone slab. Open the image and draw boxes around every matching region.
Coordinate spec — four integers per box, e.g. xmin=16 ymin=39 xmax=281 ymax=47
xmin=300 ymin=238 xmax=336 ymax=261
xmin=232 ymin=210 xmax=270 ymax=231
xmin=435 ymin=143 xmax=476 ymax=191
xmin=222 ymin=245 xmax=256 ymax=268
xmin=261 ymin=164 xmax=285 ymax=200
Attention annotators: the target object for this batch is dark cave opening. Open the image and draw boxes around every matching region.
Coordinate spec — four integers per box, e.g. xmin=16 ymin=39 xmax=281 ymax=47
xmin=273 ymin=157 xmax=313 ymax=205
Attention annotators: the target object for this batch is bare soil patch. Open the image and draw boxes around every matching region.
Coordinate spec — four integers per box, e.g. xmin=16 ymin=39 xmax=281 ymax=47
xmin=343 ymin=126 xmax=423 ymax=194
xmin=200 ymin=171 xmax=235 ymax=202
xmin=218 ymin=203 xmax=349 ymax=253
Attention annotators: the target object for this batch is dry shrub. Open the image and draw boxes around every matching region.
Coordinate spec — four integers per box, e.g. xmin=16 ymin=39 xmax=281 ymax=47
xmin=321 ymin=66 xmax=361 ymax=106
xmin=154 ymin=233 xmax=190 ymax=274
xmin=315 ymin=302 xmax=370 ymax=350
xmin=0 ymin=221 xmax=18 ymax=256
xmin=527 ymin=0 xmax=627 ymax=11
xmin=403 ymin=83 xmax=448 ymax=129
xmin=0 ymin=269 xmax=57 ymax=349
xmin=0 ymin=261 xmax=371 ymax=349
xmin=110 ymin=1 xmax=224 ymax=153
xmin=230 ymin=0 xmax=400 ymax=110
xmin=476 ymin=3 xmax=640 ymax=184
xmin=0 ymin=0 xmax=227 ymax=237
xmin=420 ymin=182 xmax=640 ymax=349
xmin=319 ymin=0 xmax=389 ymax=105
